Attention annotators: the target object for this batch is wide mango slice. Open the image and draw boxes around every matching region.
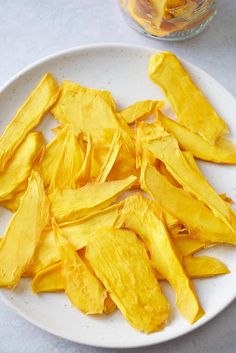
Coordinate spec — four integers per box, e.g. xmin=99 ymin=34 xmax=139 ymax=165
xmin=0 ymin=172 xmax=49 ymax=287
xmin=0 ymin=132 xmax=44 ymax=202
xmin=86 ymin=227 xmax=169 ymax=333
xmin=120 ymin=100 xmax=162 ymax=124
xmin=141 ymin=163 xmax=236 ymax=245
xmin=148 ymin=52 xmax=228 ymax=144
xmin=120 ymin=194 xmax=204 ymax=324
xmin=52 ymin=219 xmax=107 ymax=314
xmin=28 ymin=204 xmax=122 ymax=274
xmin=51 ymin=80 xmax=127 ymax=132
xmin=49 ymin=175 xmax=136 ymax=222
xmin=145 ymin=132 xmax=236 ymax=231
xmin=159 ymin=113 xmax=236 ymax=164
xmin=0 ymin=73 xmax=58 ymax=172
xmin=49 ymin=125 xmax=85 ymax=192
xmin=182 ymin=255 xmax=229 ymax=279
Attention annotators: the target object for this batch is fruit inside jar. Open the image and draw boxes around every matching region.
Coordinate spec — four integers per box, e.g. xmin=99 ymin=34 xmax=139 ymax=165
xmin=119 ymin=0 xmax=218 ymax=40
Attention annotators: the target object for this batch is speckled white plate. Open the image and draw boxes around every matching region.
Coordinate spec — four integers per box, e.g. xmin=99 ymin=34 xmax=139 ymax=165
xmin=0 ymin=44 xmax=236 ymax=349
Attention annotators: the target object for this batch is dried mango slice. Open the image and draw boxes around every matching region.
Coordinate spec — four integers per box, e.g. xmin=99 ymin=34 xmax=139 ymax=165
xmin=174 ymin=238 xmax=205 ymax=257
xmin=149 ymin=52 xmax=228 ymax=144
xmin=156 ymin=254 xmax=229 ymax=280
xmin=96 ymin=131 xmax=122 ymax=183
xmin=32 ymin=262 xmax=63 ymax=293
xmin=0 ymin=132 xmax=44 ymax=202
xmin=159 ymin=161 xmax=180 ymax=187
xmin=49 ymin=175 xmax=136 ymax=222
xmin=28 ymin=204 xmax=122 ymax=275
xmin=86 ymin=227 xmax=169 ymax=333
xmin=0 ymin=73 xmax=58 ymax=171
xmin=120 ymin=194 xmax=204 ymax=324
xmin=145 ymin=133 xmax=236 ymax=231
xmin=159 ymin=113 xmax=236 ymax=164
xmin=141 ymin=163 xmax=236 ymax=245
xmin=0 ymin=172 xmax=49 ymax=287
xmin=49 ymin=126 xmax=85 ymax=192
xmin=76 ymin=133 xmax=92 ymax=186
xmin=52 ymin=219 xmax=107 ymax=314
xmin=51 ymin=80 xmax=132 ymax=136
xmin=182 ymin=255 xmax=230 ymax=279
xmin=120 ymin=100 xmax=162 ymax=124
xmin=40 ymin=125 xmax=79 ymax=187
xmin=31 ymin=261 xmax=116 ymax=314
xmin=182 ymin=150 xmax=200 ymax=173
xmin=136 ymin=121 xmax=167 ymax=169
xmin=1 ymin=189 xmax=24 ymax=212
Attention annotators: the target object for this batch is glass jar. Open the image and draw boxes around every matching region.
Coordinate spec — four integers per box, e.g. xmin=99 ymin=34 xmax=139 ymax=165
xmin=119 ymin=0 xmax=218 ymax=41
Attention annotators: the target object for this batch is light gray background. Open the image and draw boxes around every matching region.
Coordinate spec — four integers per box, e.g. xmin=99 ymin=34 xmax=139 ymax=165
xmin=0 ymin=1 xmax=236 ymax=352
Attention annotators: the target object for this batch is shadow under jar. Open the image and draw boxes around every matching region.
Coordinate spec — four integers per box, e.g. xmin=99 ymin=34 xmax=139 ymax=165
xmin=119 ymin=0 xmax=218 ymax=41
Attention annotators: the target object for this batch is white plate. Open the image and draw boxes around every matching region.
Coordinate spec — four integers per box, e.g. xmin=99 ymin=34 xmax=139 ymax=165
xmin=0 ymin=44 xmax=236 ymax=349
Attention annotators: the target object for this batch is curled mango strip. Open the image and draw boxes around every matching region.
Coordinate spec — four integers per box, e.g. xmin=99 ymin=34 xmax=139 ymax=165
xmin=159 ymin=113 xmax=236 ymax=165
xmin=0 ymin=73 xmax=58 ymax=172
xmin=0 ymin=172 xmax=49 ymax=287
xmin=182 ymin=255 xmax=230 ymax=279
xmin=86 ymin=227 xmax=169 ymax=333
xmin=52 ymin=219 xmax=107 ymax=314
xmin=27 ymin=204 xmax=122 ymax=275
xmin=96 ymin=131 xmax=122 ymax=183
xmin=49 ymin=175 xmax=136 ymax=223
xmin=156 ymin=254 xmax=229 ymax=280
xmin=145 ymin=131 xmax=236 ymax=232
xmin=173 ymin=238 xmax=205 ymax=257
xmin=0 ymin=132 xmax=45 ymax=203
xmin=48 ymin=126 xmax=85 ymax=192
xmin=141 ymin=163 xmax=236 ymax=245
xmin=120 ymin=100 xmax=163 ymax=124
xmin=120 ymin=193 xmax=204 ymax=324
xmin=149 ymin=52 xmax=228 ymax=144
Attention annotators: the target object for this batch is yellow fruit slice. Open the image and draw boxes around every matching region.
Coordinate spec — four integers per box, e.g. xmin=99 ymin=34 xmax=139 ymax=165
xmin=145 ymin=132 xmax=236 ymax=231
xmin=120 ymin=193 xmax=204 ymax=324
xmin=28 ymin=204 xmax=122 ymax=275
xmin=52 ymin=219 xmax=106 ymax=314
xmin=0 ymin=73 xmax=58 ymax=171
xmin=159 ymin=113 xmax=236 ymax=164
xmin=0 ymin=172 xmax=49 ymax=287
xmin=141 ymin=163 xmax=236 ymax=245
xmin=149 ymin=52 xmax=228 ymax=144
xmin=0 ymin=132 xmax=44 ymax=202
xmin=49 ymin=175 xmax=136 ymax=222
xmin=86 ymin=227 xmax=169 ymax=333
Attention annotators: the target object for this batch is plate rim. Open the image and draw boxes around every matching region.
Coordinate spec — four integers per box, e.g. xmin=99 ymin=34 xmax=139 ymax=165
xmin=0 ymin=43 xmax=236 ymax=349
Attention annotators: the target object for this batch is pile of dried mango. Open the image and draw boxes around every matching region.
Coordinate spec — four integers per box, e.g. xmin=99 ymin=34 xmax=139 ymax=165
xmin=122 ymin=0 xmax=214 ymax=37
xmin=1 ymin=51 xmax=236 ymax=334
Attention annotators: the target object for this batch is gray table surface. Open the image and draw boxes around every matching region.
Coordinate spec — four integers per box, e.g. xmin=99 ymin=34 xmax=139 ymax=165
xmin=0 ymin=1 xmax=236 ymax=352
